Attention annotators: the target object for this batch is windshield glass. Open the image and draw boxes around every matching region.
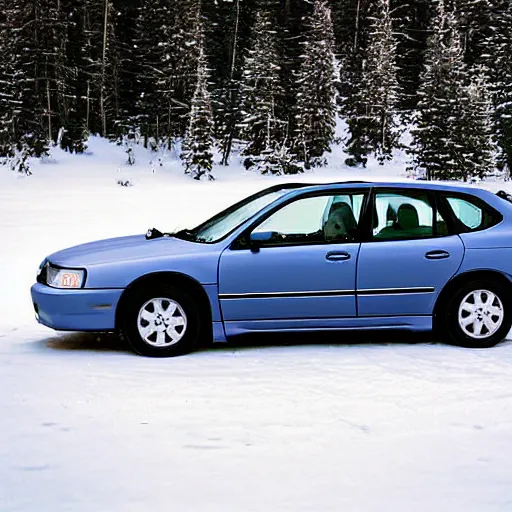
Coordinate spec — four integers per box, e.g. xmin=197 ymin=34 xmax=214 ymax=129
xmin=176 ymin=187 xmax=295 ymax=243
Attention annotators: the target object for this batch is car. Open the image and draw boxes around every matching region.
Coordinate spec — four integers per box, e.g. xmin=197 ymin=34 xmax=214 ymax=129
xmin=31 ymin=181 xmax=512 ymax=357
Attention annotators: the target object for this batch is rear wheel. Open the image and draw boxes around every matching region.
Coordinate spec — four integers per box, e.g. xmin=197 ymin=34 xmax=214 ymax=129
xmin=442 ymin=280 xmax=511 ymax=348
xmin=121 ymin=283 xmax=200 ymax=357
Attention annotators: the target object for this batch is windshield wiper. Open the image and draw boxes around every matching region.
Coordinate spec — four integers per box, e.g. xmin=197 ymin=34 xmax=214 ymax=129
xmin=173 ymin=228 xmax=197 ymax=241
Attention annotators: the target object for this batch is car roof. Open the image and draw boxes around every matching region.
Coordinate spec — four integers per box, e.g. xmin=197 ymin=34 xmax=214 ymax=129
xmin=280 ymin=180 xmax=481 ymax=194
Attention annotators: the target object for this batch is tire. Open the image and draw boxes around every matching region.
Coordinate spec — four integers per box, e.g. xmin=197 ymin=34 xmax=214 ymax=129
xmin=121 ymin=283 xmax=201 ymax=357
xmin=441 ymin=279 xmax=512 ymax=348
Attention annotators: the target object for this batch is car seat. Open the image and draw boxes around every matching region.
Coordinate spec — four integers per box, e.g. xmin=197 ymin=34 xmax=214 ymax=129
xmin=396 ymin=203 xmax=420 ymax=231
xmin=323 ymin=202 xmax=358 ymax=241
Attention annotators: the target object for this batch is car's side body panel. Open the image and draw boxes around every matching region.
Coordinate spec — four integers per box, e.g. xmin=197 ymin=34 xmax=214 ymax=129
xmin=357 ymin=235 xmax=465 ymax=316
xmin=218 ymin=243 xmax=360 ymax=321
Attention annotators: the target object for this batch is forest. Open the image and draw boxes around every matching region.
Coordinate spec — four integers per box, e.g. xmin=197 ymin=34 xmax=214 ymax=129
xmin=0 ymin=0 xmax=511 ymax=181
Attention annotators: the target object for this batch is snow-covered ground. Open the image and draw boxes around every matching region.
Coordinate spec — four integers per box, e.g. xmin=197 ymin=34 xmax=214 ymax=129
xmin=2 ymin=138 xmax=512 ymax=511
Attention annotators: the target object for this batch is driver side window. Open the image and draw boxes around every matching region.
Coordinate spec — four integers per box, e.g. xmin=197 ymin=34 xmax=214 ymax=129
xmin=252 ymin=192 xmax=366 ymax=246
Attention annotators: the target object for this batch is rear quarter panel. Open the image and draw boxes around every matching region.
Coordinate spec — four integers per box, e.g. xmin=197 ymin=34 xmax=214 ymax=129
xmin=454 ymin=190 xmax=512 ymax=279
xmin=457 ymin=247 xmax=512 ymax=282
xmin=457 ymin=222 xmax=512 ymax=281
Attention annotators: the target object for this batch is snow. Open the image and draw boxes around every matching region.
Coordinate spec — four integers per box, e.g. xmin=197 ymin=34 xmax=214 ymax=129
xmin=2 ymin=138 xmax=512 ymax=511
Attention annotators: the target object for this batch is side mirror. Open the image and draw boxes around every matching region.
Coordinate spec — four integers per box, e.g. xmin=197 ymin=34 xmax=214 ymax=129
xmin=249 ymin=231 xmax=274 ymax=251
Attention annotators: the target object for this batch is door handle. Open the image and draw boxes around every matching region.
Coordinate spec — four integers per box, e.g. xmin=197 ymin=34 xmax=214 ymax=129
xmin=326 ymin=251 xmax=351 ymax=261
xmin=425 ymin=250 xmax=450 ymax=260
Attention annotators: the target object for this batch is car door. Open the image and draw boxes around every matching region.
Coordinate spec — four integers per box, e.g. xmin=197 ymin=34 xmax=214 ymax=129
xmin=356 ymin=188 xmax=465 ymax=317
xmin=218 ymin=190 xmax=368 ymax=325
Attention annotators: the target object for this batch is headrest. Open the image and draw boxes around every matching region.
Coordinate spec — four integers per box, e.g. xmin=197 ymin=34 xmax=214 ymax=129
xmin=397 ymin=203 xmax=419 ymax=230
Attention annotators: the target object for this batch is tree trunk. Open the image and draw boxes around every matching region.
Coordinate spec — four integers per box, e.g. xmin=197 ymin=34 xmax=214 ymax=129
xmin=46 ymin=79 xmax=52 ymax=143
xmin=100 ymin=0 xmax=109 ymax=137
xmin=221 ymin=0 xmax=240 ymax=165
xmin=354 ymin=0 xmax=362 ymax=53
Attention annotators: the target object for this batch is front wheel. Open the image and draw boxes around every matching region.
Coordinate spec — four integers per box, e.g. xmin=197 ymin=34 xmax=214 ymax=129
xmin=443 ymin=280 xmax=511 ymax=348
xmin=121 ymin=284 xmax=200 ymax=357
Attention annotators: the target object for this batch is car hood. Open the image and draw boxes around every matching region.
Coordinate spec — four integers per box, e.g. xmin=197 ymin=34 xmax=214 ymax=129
xmin=48 ymin=234 xmax=212 ymax=267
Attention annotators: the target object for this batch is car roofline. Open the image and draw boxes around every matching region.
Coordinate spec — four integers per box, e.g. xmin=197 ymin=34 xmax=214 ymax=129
xmin=274 ymin=180 xmax=511 ymax=217
xmin=276 ymin=180 xmax=494 ymax=195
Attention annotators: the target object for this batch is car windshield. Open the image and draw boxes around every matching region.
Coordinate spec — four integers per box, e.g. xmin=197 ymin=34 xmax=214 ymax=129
xmin=174 ymin=187 xmax=296 ymax=243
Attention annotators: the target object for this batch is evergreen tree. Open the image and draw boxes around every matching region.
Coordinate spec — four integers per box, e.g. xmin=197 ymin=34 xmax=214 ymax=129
xmin=60 ymin=0 xmax=90 ymax=153
xmin=411 ymin=2 xmax=469 ymax=180
xmin=93 ymin=0 xmax=119 ymax=138
xmin=293 ymin=0 xmax=336 ymax=169
xmin=482 ymin=0 xmax=512 ymax=176
xmin=182 ymin=30 xmax=215 ymax=181
xmin=111 ymin=0 xmax=140 ymax=144
xmin=134 ymin=0 xmax=203 ymax=148
xmin=159 ymin=0 xmax=201 ymax=143
xmin=0 ymin=2 xmax=19 ymax=156
xmin=390 ymin=0 xmax=433 ymax=114
xmin=238 ymin=9 xmax=284 ymax=166
xmin=205 ymin=0 xmax=245 ymax=165
xmin=345 ymin=0 xmax=401 ymax=164
xmin=451 ymin=0 xmax=494 ymax=65
xmin=457 ymin=66 xmax=496 ymax=180
xmin=0 ymin=0 xmax=50 ymax=160
xmin=133 ymin=0 xmax=166 ymax=147
xmin=334 ymin=0 xmax=373 ymax=122
xmin=64 ymin=0 xmax=120 ymax=140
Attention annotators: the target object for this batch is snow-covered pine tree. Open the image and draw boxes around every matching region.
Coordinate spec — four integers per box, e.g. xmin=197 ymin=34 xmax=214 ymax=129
xmin=97 ymin=0 xmax=119 ymax=138
xmin=335 ymin=0 xmax=372 ymax=127
xmin=345 ymin=0 xmax=401 ymax=165
xmin=135 ymin=0 xmax=202 ymax=148
xmin=133 ymin=0 xmax=166 ymax=147
xmin=0 ymin=0 xmax=50 ymax=160
xmin=238 ymin=9 xmax=284 ymax=167
xmin=457 ymin=66 xmax=496 ymax=180
xmin=292 ymin=0 xmax=336 ymax=169
xmin=168 ymin=0 xmax=203 ymax=139
xmin=482 ymin=0 xmax=512 ymax=177
xmin=76 ymin=0 xmax=120 ymax=139
xmin=206 ymin=0 xmax=244 ymax=165
xmin=59 ymin=0 xmax=89 ymax=153
xmin=0 ymin=2 xmax=18 ymax=156
xmin=182 ymin=26 xmax=215 ymax=180
xmin=389 ymin=0 xmax=433 ymax=115
xmin=451 ymin=0 xmax=494 ymax=65
xmin=38 ymin=0 xmax=69 ymax=146
xmin=411 ymin=1 xmax=469 ymax=180
xmin=111 ymin=0 xmax=140 ymax=145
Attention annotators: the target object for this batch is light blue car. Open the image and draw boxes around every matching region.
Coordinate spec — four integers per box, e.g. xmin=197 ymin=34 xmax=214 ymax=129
xmin=31 ymin=181 xmax=512 ymax=356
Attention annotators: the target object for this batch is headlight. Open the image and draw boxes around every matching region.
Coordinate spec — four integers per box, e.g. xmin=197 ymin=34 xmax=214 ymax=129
xmin=43 ymin=263 xmax=86 ymax=289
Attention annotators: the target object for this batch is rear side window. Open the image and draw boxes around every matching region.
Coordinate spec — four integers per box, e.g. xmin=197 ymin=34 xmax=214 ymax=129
xmin=444 ymin=195 xmax=502 ymax=232
xmin=372 ymin=190 xmax=442 ymax=240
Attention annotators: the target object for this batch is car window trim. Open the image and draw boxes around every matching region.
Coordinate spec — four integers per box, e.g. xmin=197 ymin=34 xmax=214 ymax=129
xmin=230 ymin=188 xmax=370 ymax=250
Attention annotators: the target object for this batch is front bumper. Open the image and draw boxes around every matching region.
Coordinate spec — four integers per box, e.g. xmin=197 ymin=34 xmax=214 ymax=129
xmin=31 ymin=283 xmax=124 ymax=332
